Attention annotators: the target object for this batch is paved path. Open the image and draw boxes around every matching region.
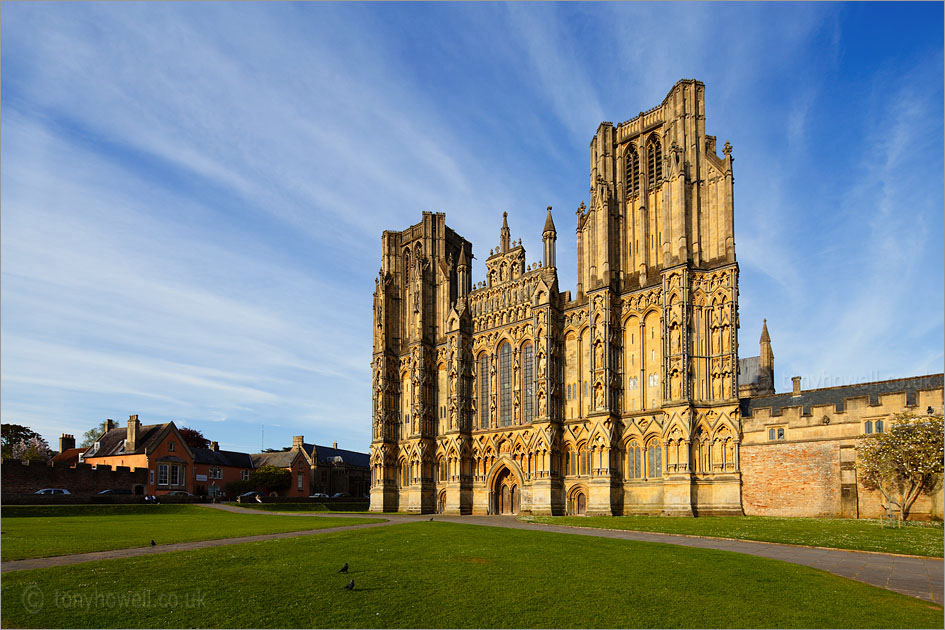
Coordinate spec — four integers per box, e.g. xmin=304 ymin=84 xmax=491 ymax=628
xmin=3 ymin=505 xmax=942 ymax=605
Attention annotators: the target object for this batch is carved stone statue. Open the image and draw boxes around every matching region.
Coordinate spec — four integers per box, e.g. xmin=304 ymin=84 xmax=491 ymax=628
xmin=670 ymin=324 xmax=681 ymax=353
xmin=671 ymin=370 xmax=681 ymax=399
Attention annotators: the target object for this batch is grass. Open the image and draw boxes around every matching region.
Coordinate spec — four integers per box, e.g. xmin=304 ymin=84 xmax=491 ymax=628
xmin=0 ymin=505 xmax=382 ymax=561
xmin=230 ymin=502 xmax=371 ymax=513
xmin=520 ymin=514 xmax=945 ymax=557
xmin=1 ymin=522 xmax=941 ymax=628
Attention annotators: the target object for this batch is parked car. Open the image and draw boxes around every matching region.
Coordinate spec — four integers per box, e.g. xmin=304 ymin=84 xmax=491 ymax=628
xmin=238 ymin=491 xmax=264 ymax=499
xmin=34 ymin=488 xmax=71 ymax=495
xmin=308 ymin=493 xmax=329 ymax=499
xmin=97 ymin=489 xmax=132 ymax=495
xmin=167 ymin=491 xmax=193 ymax=496
xmin=330 ymin=492 xmax=350 ymax=499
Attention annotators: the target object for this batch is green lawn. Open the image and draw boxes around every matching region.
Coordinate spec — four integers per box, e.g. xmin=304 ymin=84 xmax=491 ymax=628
xmin=1 ymin=522 xmax=940 ymax=628
xmin=0 ymin=505 xmax=382 ymax=561
xmin=521 ymin=514 xmax=945 ymax=557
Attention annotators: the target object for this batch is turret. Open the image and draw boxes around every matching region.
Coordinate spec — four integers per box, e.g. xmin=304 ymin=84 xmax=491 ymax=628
xmin=457 ymin=246 xmax=469 ymax=297
xmin=500 ymin=211 xmax=511 ymax=252
xmin=542 ymin=206 xmax=557 ymax=269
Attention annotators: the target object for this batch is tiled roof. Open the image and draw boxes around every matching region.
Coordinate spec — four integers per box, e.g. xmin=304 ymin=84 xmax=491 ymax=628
xmin=738 ymin=356 xmax=761 ymax=387
xmin=741 ymin=374 xmax=943 ymax=418
xmin=193 ymin=448 xmax=253 ymax=468
xmin=52 ymin=448 xmax=84 ymax=465
xmin=302 ymin=443 xmax=370 ymax=468
xmin=251 ymin=450 xmax=303 ymax=468
xmin=82 ymin=424 xmax=169 ymax=458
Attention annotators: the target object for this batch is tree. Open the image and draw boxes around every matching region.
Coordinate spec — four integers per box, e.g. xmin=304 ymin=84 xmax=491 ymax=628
xmin=856 ymin=413 xmax=944 ymax=525
xmin=179 ymin=427 xmax=210 ymax=450
xmin=11 ymin=435 xmax=54 ymax=462
xmin=80 ymin=420 xmax=109 ymax=448
xmin=248 ymin=465 xmax=291 ymax=494
xmin=2 ymin=424 xmax=41 ymax=459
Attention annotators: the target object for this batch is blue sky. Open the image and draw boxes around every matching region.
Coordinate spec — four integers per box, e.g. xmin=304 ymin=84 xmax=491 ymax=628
xmin=2 ymin=2 xmax=943 ymax=454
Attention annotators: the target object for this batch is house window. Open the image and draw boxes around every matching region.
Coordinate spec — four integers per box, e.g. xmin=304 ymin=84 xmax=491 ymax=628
xmin=768 ymin=427 xmax=786 ymax=441
xmin=876 ymin=420 xmax=884 ymax=433
xmin=241 ymin=470 xmax=250 ymax=481
xmin=158 ymin=464 xmax=169 ymax=486
xmin=150 ymin=469 xmax=155 ymax=485
xmin=169 ymin=441 xmax=175 ymax=452
xmin=298 ymin=473 xmax=303 ymax=491
xmin=864 ymin=421 xmax=873 ymax=435
xmin=170 ymin=465 xmax=181 ymax=486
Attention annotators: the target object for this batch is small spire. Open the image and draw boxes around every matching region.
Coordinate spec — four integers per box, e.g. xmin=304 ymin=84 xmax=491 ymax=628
xmin=543 ymin=206 xmax=556 ymax=235
xmin=500 ymin=211 xmax=511 ymax=252
xmin=457 ymin=247 xmax=467 ymax=268
xmin=760 ymin=319 xmax=770 ymax=343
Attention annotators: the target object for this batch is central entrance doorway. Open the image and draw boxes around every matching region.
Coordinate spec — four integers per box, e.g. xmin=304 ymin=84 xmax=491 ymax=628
xmin=493 ymin=467 xmax=519 ymax=515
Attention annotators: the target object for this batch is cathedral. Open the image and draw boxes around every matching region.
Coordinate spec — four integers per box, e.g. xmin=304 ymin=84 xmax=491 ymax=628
xmin=369 ymin=79 xmax=943 ymax=518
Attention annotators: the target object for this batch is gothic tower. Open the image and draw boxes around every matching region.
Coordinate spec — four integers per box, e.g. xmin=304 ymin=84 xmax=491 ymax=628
xmin=371 ymin=79 xmax=743 ymax=517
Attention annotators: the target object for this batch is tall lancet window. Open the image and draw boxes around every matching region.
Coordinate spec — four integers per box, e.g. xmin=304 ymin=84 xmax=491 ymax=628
xmin=478 ymin=353 xmax=489 ymax=429
xmin=499 ymin=342 xmax=512 ymax=427
xmin=522 ymin=342 xmax=534 ymax=423
xmin=647 ymin=136 xmax=662 ymax=189
xmin=626 ymin=146 xmax=640 ymax=196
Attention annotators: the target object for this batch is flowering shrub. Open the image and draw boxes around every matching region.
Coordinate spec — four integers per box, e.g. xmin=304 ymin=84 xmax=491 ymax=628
xmin=11 ymin=435 xmax=53 ymax=462
xmin=856 ymin=413 xmax=943 ymax=524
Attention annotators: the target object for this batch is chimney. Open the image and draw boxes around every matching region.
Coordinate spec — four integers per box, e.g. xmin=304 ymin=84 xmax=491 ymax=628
xmin=105 ymin=419 xmax=116 ymax=432
xmin=126 ymin=414 xmax=140 ymax=452
xmin=293 ymin=436 xmax=304 ymax=449
xmin=333 ymin=441 xmax=338 ymax=449
xmin=210 ymin=441 xmax=219 ymax=452
xmin=792 ymin=376 xmax=802 ymax=396
xmin=59 ymin=434 xmax=76 ymax=452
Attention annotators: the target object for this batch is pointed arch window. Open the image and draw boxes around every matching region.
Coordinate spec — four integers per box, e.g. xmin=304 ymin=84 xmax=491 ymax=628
xmin=647 ymin=136 xmax=662 ymax=189
xmin=478 ymin=354 xmax=489 ymax=429
xmin=626 ymin=146 xmax=641 ymax=196
xmin=522 ymin=342 xmax=534 ymax=423
xmin=499 ymin=342 xmax=512 ymax=427
xmin=647 ymin=441 xmax=662 ymax=479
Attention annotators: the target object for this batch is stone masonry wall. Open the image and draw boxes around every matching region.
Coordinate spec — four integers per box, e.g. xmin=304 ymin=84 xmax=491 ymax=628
xmin=1 ymin=460 xmax=148 ymax=495
xmin=741 ymin=440 xmax=841 ymax=517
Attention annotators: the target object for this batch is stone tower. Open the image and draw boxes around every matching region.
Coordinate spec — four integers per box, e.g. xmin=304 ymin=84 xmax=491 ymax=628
xmin=371 ymin=79 xmax=743 ymax=517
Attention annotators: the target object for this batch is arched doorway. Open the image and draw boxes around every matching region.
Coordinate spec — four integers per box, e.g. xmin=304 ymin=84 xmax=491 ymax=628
xmin=492 ymin=467 xmax=519 ymax=515
xmin=567 ymin=486 xmax=587 ymax=516
xmin=437 ymin=490 xmax=447 ymax=514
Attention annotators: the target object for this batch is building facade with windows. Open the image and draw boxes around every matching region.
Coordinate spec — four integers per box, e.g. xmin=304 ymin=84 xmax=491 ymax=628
xmin=82 ymin=415 xmax=195 ymax=495
xmin=369 ymin=79 xmax=944 ymax=518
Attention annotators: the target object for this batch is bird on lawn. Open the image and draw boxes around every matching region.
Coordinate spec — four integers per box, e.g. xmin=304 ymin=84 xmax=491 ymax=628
xmin=150 ymin=540 xmax=156 ymax=546
xmin=344 ymin=580 xmax=354 ymax=591
xmin=339 ymin=562 xmax=348 ymax=574
xmin=429 ymin=517 xmax=434 ymax=521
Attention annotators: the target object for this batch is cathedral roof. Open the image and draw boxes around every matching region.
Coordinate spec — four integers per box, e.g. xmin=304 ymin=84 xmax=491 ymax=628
xmin=740 ymin=373 xmax=943 ymax=418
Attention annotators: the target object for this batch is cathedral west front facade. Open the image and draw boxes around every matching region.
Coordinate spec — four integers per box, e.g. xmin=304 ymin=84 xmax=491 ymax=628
xmin=368 ymin=79 xmax=944 ymax=518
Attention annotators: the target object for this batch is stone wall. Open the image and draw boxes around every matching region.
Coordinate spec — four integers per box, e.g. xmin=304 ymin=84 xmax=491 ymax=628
xmin=0 ymin=460 xmax=148 ymax=495
xmin=741 ymin=440 xmax=841 ymax=517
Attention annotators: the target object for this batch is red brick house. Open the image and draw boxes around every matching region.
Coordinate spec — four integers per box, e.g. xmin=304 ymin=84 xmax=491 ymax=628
xmin=192 ymin=441 xmax=253 ymax=498
xmin=250 ymin=438 xmax=312 ymax=497
xmin=83 ymin=415 xmax=195 ymax=495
